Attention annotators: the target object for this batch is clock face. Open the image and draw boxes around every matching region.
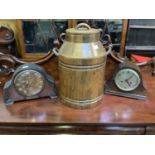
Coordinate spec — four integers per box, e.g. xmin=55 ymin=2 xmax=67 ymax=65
xmin=114 ymin=68 xmax=141 ymax=91
xmin=14 ymin=70 xmax=44 ymax=97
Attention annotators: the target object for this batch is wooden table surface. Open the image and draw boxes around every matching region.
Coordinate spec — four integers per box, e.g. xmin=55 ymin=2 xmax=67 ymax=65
xmin=0 ymin=66 xmax=155 ymax=134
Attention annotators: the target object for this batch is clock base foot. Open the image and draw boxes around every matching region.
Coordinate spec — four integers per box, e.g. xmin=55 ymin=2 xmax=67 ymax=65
xmin=104 ymin=79 xmax=147 ymax=100
xmin=4 ymin=99 xmax=14 ymax=106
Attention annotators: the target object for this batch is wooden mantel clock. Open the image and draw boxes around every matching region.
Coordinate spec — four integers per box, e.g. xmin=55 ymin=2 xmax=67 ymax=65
xmin=3 ymin=63 xmax=57 ymax=105
xmin=104 ymin=58 xmax=146 ymax=100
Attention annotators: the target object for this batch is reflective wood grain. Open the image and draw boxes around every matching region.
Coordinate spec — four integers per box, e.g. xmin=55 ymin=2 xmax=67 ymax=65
xmin=0 ymin=57 xmax=154 ymax=134
xmin=146 ymin=126 xmax=155 ymax=134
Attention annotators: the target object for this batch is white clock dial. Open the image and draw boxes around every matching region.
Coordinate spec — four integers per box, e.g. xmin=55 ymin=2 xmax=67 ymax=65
xmin=114 ymin=68 xmax=141 ymax=91
xmin=14 ymin=70 xmax=44 ymax=96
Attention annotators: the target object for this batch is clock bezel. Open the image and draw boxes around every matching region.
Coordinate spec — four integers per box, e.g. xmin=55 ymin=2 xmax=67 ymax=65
xmin=13 ymin=69 xmax=45 ymax=97
xmin=113 ymin=67 xmax=142 ymax=92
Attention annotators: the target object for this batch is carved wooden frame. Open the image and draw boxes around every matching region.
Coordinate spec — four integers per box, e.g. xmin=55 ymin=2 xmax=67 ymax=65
xmin=16 ymin=19 xmax=73 ymax=60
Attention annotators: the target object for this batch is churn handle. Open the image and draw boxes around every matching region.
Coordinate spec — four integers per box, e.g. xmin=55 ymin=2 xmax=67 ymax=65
xmin=105 ymin=44 xmax=113 ymax=56
xmin=59 ymin=23 xmax=91 ymax=43
xmin=59 ymin=33 xmax=66 ymax=42
xmin=75 ymin=23 xmax=91 ymax=30
xmin=103 ymin=34 xmax=113 ymax=55
xmin=53 ymin=47 xmax=59 ymax=56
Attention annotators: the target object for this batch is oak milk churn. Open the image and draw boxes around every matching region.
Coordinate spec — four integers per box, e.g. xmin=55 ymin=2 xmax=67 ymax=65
xmin=53 ymin=23 xmax=112 ymax=108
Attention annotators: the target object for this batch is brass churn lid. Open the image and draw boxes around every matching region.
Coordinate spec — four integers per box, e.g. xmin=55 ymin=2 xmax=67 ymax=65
xmin=65 ymin=23 xmax=100 ymax=42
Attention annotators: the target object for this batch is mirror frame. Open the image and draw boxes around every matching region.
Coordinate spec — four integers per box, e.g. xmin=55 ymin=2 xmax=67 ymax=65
xmin=16 ymin=19 xmax=73 ymax=60
xmin=119 ymin=19 xmax=129 ymax=57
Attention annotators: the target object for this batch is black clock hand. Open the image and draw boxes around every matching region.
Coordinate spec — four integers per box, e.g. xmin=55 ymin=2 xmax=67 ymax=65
xmin=125 ymin=79 xmax=131 ymax=87
xmin=124 ymin=74 xmax=134 ymax=87
xmin=126 ymin=74 xmax=134 ymax=81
